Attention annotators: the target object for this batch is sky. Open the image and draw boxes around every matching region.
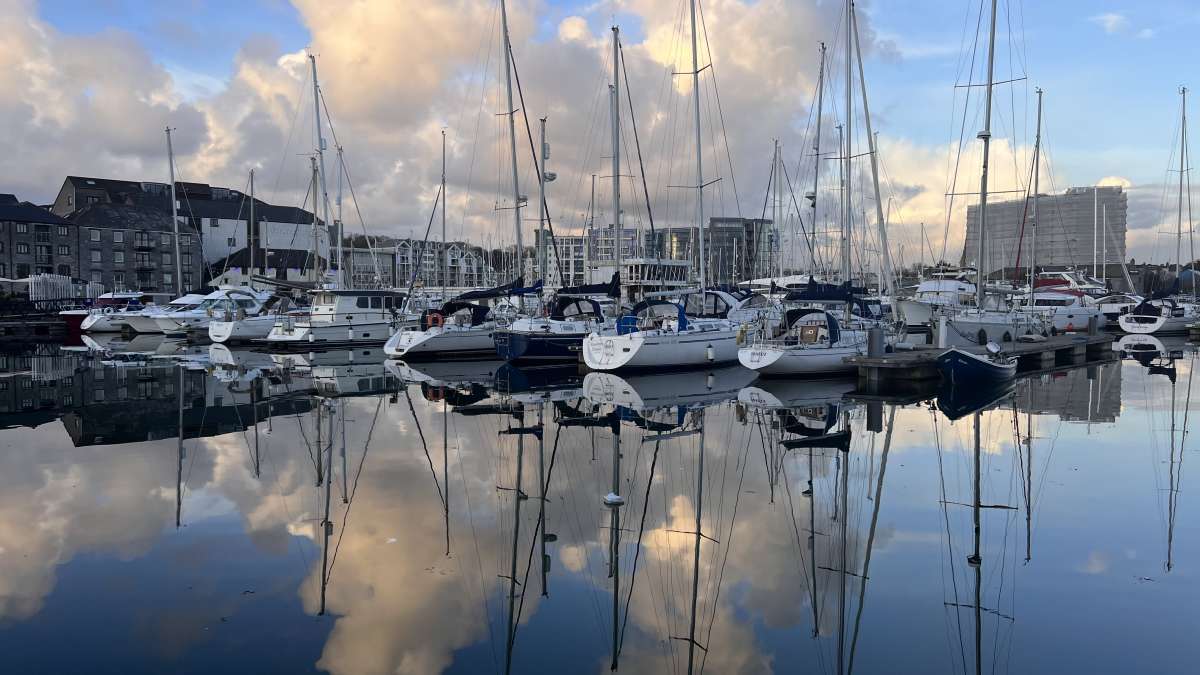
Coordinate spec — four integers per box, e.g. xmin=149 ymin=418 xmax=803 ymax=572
xmin=4 ymin=0 xmax=1200 ymax=267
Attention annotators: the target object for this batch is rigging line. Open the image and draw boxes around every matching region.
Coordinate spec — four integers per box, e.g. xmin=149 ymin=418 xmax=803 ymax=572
xmin=619 ymin=35 xmax=662 ymax=262
xmin=617 ymin=437 xmax=662 ymax=659
xmin=698 ymin=417 xmax=753 ymax=675
xmin=318 ymin=92 xmax=385 ymax=284
xmin=268 ymin=64 xmax=311 ymax=203
xmin=326 ymin=395 xmax=384 ymax=583
xmin=403 ymin=382 xmax=446 ymax=507
xmin=940 ymin=0 xmax=988 ymax=265
xmin=506 ymin=46 xmax=566 ymax=286
xmin=781 ymin=158 xmax=818 ymax=270
xmin=696 ymin=0 xmax=743 ymax=219
xmin=405 ymin=185 xmax=445 ymax=293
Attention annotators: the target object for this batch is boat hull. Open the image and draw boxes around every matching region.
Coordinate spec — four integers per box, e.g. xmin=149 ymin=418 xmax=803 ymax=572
xmin=935 ymin=347 xmax=1016 ymax=384
xmin=384 ymin=325 xmax=496 ymax=360
xmin=1118 ymin=312 xmax=1191 ymax=335
xmin=582 ymin=324 xmax=739 ymax=371
xmin=80 ymin=312 xmax=132 ymax=332
xmin=123 ymin=314 xmax=168 ymax=333
xmin=262 ymin=319 xmax=396 ymax=349
xmin=737 ymin=341 xmax=864 ymax=376
xmin=494 ymin=329 xmax=586 ymax=362
xmin=933 ymin=311 xmax=1045 ymax=348
xmin=209 ymin=315 xmax=278 ymax=344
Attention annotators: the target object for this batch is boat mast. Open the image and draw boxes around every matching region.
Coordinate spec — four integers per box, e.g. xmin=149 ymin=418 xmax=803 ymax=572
xmin=1029 ymin=88 xmax=1043 ymax=305
xmin=309 ymin=55 xmax=333 ymax=287
xmin=499 ymin=0 xmax=525 ymax=287
xmin=336 ymin=145 xmax=345 ymax=285
xmin=612 ymin=26 xmax=623 ymax=291
xmin=309 ymin=156 xmax=321 ymax=283
xmin=249 ymin=168 xmax=256 ymax=290
xmin=973 ymin=0 xmax=1000 ymax=310
xmin=538 ymin=117 xmax=548 ymax=284
xmin=842 ymin=0 xmax=853 ymax=288
xmin=688 ymin=0 xmax=707 ymax=290
xmin=165 ymin=127 xmax=183 ymax=296
xmin=442 ymin=129 xmax=448 ymax=296
xmin=852 ymin=5 xmax=897 ymax=303
xmin=810 ymin=43 xmax=826 ymax=276
xmin=773 ymin=139 xmax=781 ymax=280
xmin=1178 ymin=86 xmax=1188 ymax=280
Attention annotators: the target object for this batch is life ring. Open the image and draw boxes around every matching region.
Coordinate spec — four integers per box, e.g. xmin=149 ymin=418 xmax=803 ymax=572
xmin=102 ymin=306 xmax=114 ymax=314
xmin=428 ymin=312 xmax=444 ymax=328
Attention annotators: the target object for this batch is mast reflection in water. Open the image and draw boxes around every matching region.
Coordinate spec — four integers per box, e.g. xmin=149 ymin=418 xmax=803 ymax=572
xmin=0 ymin=340 xmax=1197 ymax=674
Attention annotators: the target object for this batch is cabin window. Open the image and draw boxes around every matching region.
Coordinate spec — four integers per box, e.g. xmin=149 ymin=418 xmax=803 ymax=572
xmin=384 ymin=296 xmax=393 ymax=309
xmin=370 ymin=297 xmax=382 ymax=309
xmin=356 ymin=296 xmax=369 ymax=308
xmin=704 ymin=294 xmax=729 ymax=316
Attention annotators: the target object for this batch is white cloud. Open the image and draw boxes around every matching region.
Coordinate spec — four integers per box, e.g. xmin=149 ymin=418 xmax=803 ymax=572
xmin=1136 ymin=28 xmax=1155 ymax=39
xmin=1089 ymin=12 xmax=1129 ymax=34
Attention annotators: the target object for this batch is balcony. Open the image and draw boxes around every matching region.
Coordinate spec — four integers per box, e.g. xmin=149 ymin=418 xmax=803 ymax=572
xmin=133 ymin=237 xmax=156 ymax=250
xmin=135 ymin=261 xmax=157 ymax=271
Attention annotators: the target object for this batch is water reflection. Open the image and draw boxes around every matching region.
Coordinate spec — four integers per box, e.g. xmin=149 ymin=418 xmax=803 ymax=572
xmin=0 ymin=340 xmax=1196 ymax=673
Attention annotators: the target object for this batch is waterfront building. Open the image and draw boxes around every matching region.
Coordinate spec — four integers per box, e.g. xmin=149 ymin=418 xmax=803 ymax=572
xmin=394 ymin=239 xmax=495 ymax=290
xmin=961 ymin=185 xmax=1128 ymax=276
xmin=68 ymin=202 xmax=204 ymax=293
xmin=0 ymin=193 xmax=76 ymax=280
xmin=650 ymin=217 xmax=776 ymax=285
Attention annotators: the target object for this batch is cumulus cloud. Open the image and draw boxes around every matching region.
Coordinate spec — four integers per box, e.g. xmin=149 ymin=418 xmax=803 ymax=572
xmin=1089 ymin=12 xmax=1129 ymax=34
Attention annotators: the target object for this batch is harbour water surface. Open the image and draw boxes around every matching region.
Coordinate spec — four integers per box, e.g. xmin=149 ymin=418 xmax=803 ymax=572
xmin=1 ymin=338 xmax=1197 ymax=674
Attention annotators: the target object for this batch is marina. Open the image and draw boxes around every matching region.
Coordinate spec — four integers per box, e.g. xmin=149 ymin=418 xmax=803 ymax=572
xmin=0 ymin=336 xmax=1196 ymax=674
xmin=7 ymin=0 xmax=1200 ymax=672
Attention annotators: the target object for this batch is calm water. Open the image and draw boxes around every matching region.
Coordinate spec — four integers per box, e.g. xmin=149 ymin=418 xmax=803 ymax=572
xmin=1 ymin=336 xmax=1198 ymax=674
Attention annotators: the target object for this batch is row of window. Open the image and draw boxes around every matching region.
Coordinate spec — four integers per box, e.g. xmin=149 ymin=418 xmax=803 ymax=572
xmin=87 ymin=229 xmax=192 ymax=246
xmin=86 ymin=250 xmax=192 ymax=266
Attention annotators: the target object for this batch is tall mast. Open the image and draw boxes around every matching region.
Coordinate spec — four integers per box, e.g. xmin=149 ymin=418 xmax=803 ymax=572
xmin=973 ymin=0 xmax=1000 ymax=310
xmin=1029 ymin=88 xmax=1043 ymax=305
xmin=611 ymin=26 xmax=622 ymax=287
xmin=310 ymin=156 xmax=321 ymax=283
xmin=810 ymin=43 xmax=826 ymax=275
xmin=773 ymin=139 xmax=781 ymax=280
xmin=249 ymin=168 xmax=256 ymax=289
xmin=689 ymin=0 xmax=707 ymax=289
xmin=442 ymin=129 xmax=448 ymax=296
xmin=499 ymin=0 xmax=524 ymax=285
xmin=165 ymin=127 xmax=183 ymax=296
xmin=309 ymin=55 xmax=333 ymax=286
xmin=1093 ymin=186 xmax=1099 ymax=278
xmin=336 ymin=145 xmax=345 ymax=286
xmin=852 ymin=6 xmax=896 ymax=303
xmin=1178 ymin=86 xmax=1188 ymax=278
xmin=842 ymin=0 xmax=853 ymax=287
xmin=538 ymin=117 xmax=548 ymax=283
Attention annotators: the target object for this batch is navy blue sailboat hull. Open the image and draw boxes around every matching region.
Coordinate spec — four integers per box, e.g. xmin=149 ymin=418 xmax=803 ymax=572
xmin=494 ymin=329 xmax=586 ymax=362
xmin=935 ymin=347 xmax=1016 ymax=384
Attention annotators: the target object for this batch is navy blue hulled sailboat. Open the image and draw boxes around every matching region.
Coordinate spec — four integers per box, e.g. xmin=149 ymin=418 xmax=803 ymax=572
xmin=935 ymin=342 xmax=1017 ymax=385
xmin=493 ymin=273 xmax=618 ymax=363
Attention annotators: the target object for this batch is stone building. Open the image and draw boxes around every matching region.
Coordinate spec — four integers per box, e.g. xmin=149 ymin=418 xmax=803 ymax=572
xmin=68 ymin=202 xmax=204 ymax=293
xmin=0 ymin=193 xmax=76 ymax=280
xmin=961 ymin=185 xmax=1128 ymax=276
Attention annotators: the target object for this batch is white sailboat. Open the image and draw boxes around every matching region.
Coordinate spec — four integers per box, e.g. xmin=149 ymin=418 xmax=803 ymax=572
xmin=1120 ymin=87 xmax=1200 ymax=335
xmin=583 ymin=1 xmax=740 ymax=372
xmin=932 ymin=0 xmax=1047 ymax=348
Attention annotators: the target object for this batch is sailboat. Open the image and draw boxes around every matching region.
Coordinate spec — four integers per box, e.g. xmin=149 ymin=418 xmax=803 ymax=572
xmin=931 ymin=0 xmax=1047 ymax=348
xmin=740 ymin=3 xmax=899 ymax=376
xmin=936 ymin=341 xmax=1017 ymax=383
xmin=583 ymin=6 xmax=742 ymax=372
xmin=383 ymin=279 xmax=528 ymax=360
xmin=1120 ymin=88 xmax=1200 ymax=335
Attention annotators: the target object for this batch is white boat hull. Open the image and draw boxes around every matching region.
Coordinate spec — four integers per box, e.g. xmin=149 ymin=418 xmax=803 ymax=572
xmin=582 ymin=324 xmax=739 ymax=371
xmin=1016 ymin=306 xmax=1105 ymax=332
xmin=933 ymin=311 xmax=1045 ymax=348
xmin=1117 ymin=313 xmax=1191 ymax=335
xmin=264 ymin=319 xmax=396 ymax=348
xmin=123 ymin=314 xmax=168 ymax=333
xmin=737 ymin=340 xmax=864 ymax=376
xmin=80 ymin=312 xmax=132 ymax=332
xmin=383 ymin=325 xmax=496 ymax=359
xmin=209 ymin=315 xmax=278 ymax=343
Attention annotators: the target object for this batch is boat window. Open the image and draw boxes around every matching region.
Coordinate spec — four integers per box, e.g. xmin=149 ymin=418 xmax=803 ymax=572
xmin=704 ymin=294 xmax=729 ymax=316
xmin=357 ymin=296 xmax=369 ymax=308
xmin=370 ymin=297 xmax=382 ymax=309
xmin=684 ymin=294 xmax=705 ymax=315
xmin=235 ymin=299 xmax=256 ymax=309
xmin=742 ymin=294 xmax=770 ymax=308
xmin=385 ymin=296 xmax=393 ymax=309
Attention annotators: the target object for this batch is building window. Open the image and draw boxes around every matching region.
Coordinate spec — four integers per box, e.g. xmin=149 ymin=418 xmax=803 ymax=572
xmin=227 ymin=237 xmax=236 ymax=247
xmin=57 ymin=245 xmax=68 ymax=256
xmin=90 ymin=271 xmax=101 ymax=283
xmin=162 ymin=252 xmax=173 ymax=266
xmin=15 ymin=243 xmax=28 ymax=254
xmin=114 ymin=251 xmax=124 ymax=264
xmin=16 ymin=223 xmax=28 ymax=234
xmin=89 ymin=229 xmax=100 ymax=242
xmin=182 ymin=253 xmax=191 ymax=266
xmin=161 ymin=233 xmax=171 ymax=246
xmin=90 ymin=250 xmax=101 ymax=263
xmin=113 ymin=231 xmax=124 ymax=244
xmin=57 ymin=225 xmax=68 ymax=237
xmin=16 ymin=264 xmax=29 ymax=278
xmin=180 ymin=234 xmax=192 ymax=246
xmin=94 ymin=389 xmax=105 ymax=402
xmin=114 ymin=271 xmax=125 ymax=286
xmin=86 ymin=196 xmax=99 ymax=205
xmin=182 ymin=274 xmax=192 ymax=288
xmin=209 ymin=217 xmax=219 ymax=228
xmin=163 ymin=272 xmax=173 ymax=286
xmin=57 ymin=264 xmax=70 ymax=276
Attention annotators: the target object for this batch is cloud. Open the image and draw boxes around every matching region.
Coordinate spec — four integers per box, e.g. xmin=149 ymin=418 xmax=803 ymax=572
xmin=1136 ymin=28 xmax=1155 ymax=39
xmin=1089 ymin=13 xmax=1129 ymax=34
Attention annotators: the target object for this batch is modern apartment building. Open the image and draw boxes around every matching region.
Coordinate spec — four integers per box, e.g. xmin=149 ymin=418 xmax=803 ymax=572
xmin=961 ymin=185 xmax=1128 ymax=275
xmin=0 ymin=194 xmax=76 ymax=280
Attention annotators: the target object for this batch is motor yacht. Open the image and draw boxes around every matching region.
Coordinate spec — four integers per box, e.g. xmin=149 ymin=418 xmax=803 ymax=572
xmin=153 ymin=287 xmax=275 ymax=335
xmin=208 ymin=295 xmax=306 ymax=344
xmin=262 ymin=288 xmax=406 ymax=348
xmin=122 ymin=294 xmax=208 ymax=333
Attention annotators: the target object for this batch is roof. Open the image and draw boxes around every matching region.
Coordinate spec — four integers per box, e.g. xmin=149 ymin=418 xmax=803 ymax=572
xmin=0 ymin=196 xmax=71 ymax=225
xmin=63 ymin=175 xmax=318 ymax=225
xmin=211 ymin=248 xmax=325 ymax=271
xmin=67 ymin=202 xmax=196 ymax=233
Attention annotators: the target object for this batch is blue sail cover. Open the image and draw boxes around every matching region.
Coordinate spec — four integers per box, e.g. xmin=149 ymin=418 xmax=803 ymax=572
xmin=559 ymin=272 xmax=620 ymax=298
xmin=454 ymin=277 xmax=528 ymax=301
